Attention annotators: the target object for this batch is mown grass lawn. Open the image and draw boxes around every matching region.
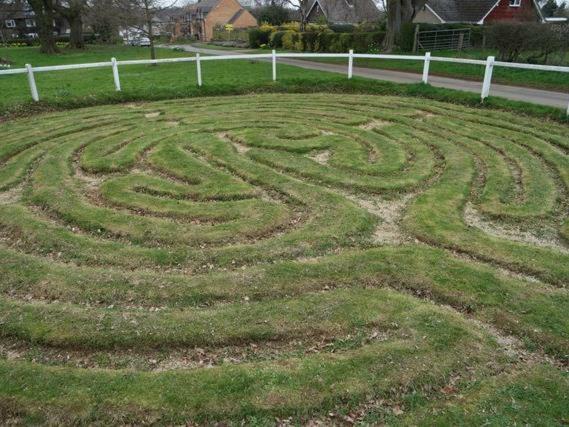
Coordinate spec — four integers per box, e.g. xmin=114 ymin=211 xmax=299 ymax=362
xmin=1 ymin=44 xmax=568 ymax=125
xmin=196 ymin=43 xmax=569 ymax=93
xmin=0 ymin=45 xmax=320 ymax=110
xmin=1 ymin=45 xmax=568 ymax=424
xmin=0 ymin=88 xmax=567 ymax=424
xmin=323 ymin=48 xmax=569 ymax=93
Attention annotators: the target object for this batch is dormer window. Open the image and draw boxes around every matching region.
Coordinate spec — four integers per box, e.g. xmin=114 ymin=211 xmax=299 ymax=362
xmin=509 ymin=0 xmax=521 ymax=6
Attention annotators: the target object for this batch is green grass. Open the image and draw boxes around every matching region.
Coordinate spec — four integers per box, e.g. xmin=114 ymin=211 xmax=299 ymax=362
xmin=196 ymin=42 xmax=569 ymax=92
xmin=249 ymin=45 xmax=569 ymax=93
xmin=0 ymin=45 xmax=317 ymax=111
xmin=0 ymin=91 xmax=568 ymax=424
xmin=350 ymin=49 xmax=569 ymax=93
xmin=1 ymin=45 xmax=568 ymax=124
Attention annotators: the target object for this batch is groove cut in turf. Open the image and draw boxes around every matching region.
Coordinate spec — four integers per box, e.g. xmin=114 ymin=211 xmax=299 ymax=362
xmin=0 ymin=94 xmax=568 ymax=425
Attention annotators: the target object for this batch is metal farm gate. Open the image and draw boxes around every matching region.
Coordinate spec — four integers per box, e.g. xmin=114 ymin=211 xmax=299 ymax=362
xmin=413 ymin=27 xmax=471 ymax=52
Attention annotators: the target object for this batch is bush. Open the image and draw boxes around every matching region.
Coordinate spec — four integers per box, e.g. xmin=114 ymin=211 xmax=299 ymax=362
xmin=521 ymin=23 xmax=568 ymax=64
xmin=269 ymin=31 xmax=287 ymax=49
xmin=213 ymin=25 xmax=249 ymax=42
xmin=320 ymin=31 xmax=385 ymax=53
xmin=329 ymin=23 xmax=355 ymax=33
xmin=487 ymin=23 xmax=533 ymax=61
xmin=279 ymin=21 xmax=300 ymax=32
xmin=248 ymin=24 xmax=275 ymax=48
xmin=254 ymin=4 xmax=290 ymax=26
xmin=2 ymin=33 xmax=97 ymax=47
xmin=282 ymin=30 xmax=302 ymax=51
xmin=257 ymin=26 xmax=385 ymax=53
xmin=484 ymin=22 xmax=567 ymax=63
xmin=305 ymin=23 xmax=328 ymax=33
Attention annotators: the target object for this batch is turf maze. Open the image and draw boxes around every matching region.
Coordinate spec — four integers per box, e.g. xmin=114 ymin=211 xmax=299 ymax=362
xmin=0 ymin=94 xmax=568 ymax=423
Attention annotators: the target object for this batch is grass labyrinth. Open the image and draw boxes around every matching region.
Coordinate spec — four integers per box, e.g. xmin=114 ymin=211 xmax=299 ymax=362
xmin=0 ymin=93 xmax=568 ymax=424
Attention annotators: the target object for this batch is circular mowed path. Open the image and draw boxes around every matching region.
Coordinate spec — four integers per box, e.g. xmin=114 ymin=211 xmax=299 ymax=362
xmin=0 ymin=94 xmax=568 ymax=424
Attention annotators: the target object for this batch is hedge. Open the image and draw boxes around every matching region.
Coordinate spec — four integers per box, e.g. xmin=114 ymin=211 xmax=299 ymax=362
xmin=2 ymin=33 xmax=98 ymax=47
xmin=248 ymin=27 xmax=273 ymax=48
xmin=266 ymin=30 xmax=385 ymax=53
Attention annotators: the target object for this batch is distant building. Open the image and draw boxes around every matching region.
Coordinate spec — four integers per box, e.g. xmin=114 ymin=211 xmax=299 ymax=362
xmin=0 ymin=0 xmax=67 ymax=41
xmin=306 ymin=0 xmax=381 ymax=24
xmin=187 ymin=0 xmax=257 ymax=41
xmin=414 ymin=0 xmax=545 ymax=25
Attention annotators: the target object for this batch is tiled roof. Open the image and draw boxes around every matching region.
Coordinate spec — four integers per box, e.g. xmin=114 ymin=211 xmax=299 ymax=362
xmin=188 ymin=0 xmax=222 ymax=15
xmin=425 ymin=0 xmax=498 ymax=23
xmin=308 ymin=0 xmax=381 ymax=24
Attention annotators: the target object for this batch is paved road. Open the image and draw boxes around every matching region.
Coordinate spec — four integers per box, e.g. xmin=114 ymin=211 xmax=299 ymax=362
xmin=165 ymin=44 xmax=569 ymax=111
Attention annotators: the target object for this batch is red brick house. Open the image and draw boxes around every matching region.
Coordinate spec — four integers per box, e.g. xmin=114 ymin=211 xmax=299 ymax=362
xmin=414 ymin=0 xmax=545 ymax=25
xmin=187 ymin=0 xmax=257 ymax=42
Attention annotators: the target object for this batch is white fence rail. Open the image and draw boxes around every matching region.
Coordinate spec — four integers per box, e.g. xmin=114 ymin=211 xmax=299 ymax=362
xmin=1 ymin=50 xmax=568 ymax=115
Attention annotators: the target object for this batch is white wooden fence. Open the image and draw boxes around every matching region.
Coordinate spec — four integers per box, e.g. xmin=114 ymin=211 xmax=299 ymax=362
xmin=1 ymin=50 xmax=568 ymax=115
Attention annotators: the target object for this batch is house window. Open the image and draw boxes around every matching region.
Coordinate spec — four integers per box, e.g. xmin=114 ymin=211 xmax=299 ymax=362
xmin=509 ymin=0 xmax=521 ymax=6
xmin=5 ymin=19 xmax=16 ymax=28
xmin=25 ymin=19 xmax=35 ymax=27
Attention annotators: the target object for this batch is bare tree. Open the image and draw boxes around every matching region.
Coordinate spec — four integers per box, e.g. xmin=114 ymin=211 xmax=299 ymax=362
xmin=382 ymin=0 xmax=424 ymax=51
xmin=116 ymin=0 xmax=177 ymax=60
xmin=0 ymin=0 xmax=13 ymax=45
xmin=54 ymin=0 xmax=88 ymax=48
xmin=87 ymin=0 xmax=121 ymax=43
xmin=28 ymin=0 xmax=59 ymax=53
xmin=283 ymin=0 xmax=310 ymax=31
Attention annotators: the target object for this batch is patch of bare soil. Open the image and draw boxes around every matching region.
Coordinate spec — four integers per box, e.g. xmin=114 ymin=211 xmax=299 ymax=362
xmin=144 ymin=112 xmax=161 ymax=119
xmin=308 ymin=150 xmax=331 ymax=165
xmin=217 ymin=132 xmax=250 ymax=154
xmin=359 ymin=119 xmax=390 ymax=131
xmin=0 ymin=328 xmax=393 ymax=372
xmin=464 ymin=202 xmax=568 ymax=254
xmin=445 ymin=246 xmax=543 ymax=284
xmin=414 ymin=110 xmax=436 ymax=120
xmin=73 ymin=165 xmax=106 ymax=190
xmin=0 ymin=183 xmax=24 ymax=205
xmin=345 ymin=193 xmax=415 ymax=245
xmin=437 ymin=303 xmax=556 ymax=366
xmin=124 ymin=103 xmax=144 ymax=109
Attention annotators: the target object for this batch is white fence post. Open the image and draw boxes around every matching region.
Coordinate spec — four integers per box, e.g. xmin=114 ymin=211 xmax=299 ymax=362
xmin=196 ymin=53 xmax=202 ymax=87
xmin=272 ymin=49 xmax=277 ymax=81
xmin=422 ymin=52 xmax=431 ymax=84
xmin=25 ymin=63 xmax=39 ymax=102
xmin=348 ymin=49 xmax=353 ymax=79
xmin=111 ymin=57 xmax=121 ymax=91
xmin=481 ymin=56 xmax=495 ymax=101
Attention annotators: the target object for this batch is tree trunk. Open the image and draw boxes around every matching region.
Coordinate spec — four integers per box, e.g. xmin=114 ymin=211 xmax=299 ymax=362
xmin=54 ymin=0 xmax=85 ymax=49
xmin=68 ymin=13 xmax=84 ymax=49
xmin=299 ymin=4 xmax=306 ymax=31
xmin=144 ymin=0 xmax=156 ymax=61
xmin=28 ymin=0 xmax=59 ymax=54
xmin=382 ymin=0 xmax=424 ymax=52
xmin=147 ymin=18 xmax=156 ymax=60
xmin=382 ymin=0 xmax=399 ymax=52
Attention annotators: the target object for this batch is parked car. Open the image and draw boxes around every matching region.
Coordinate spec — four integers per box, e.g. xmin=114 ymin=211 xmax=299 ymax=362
xmin=125 ymin=36 xmax=151 ymax=47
